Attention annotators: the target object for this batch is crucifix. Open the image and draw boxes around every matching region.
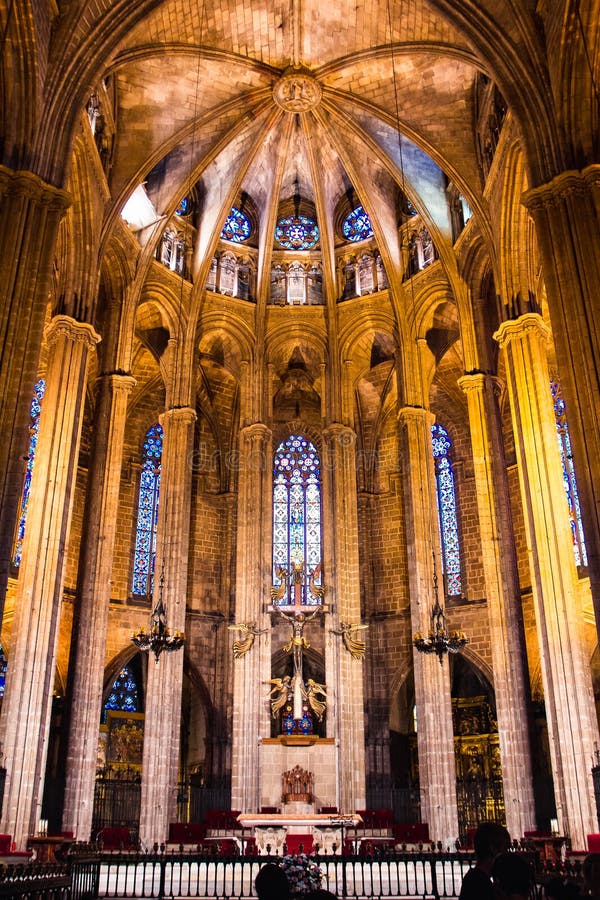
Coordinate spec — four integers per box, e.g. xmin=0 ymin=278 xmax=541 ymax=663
xmin=270 ymin=563 xmax=327 ymax=721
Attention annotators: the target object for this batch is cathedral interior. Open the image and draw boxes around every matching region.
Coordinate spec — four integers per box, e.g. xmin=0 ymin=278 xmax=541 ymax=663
xmin=1 ymin=0 xmax=600 ymax=857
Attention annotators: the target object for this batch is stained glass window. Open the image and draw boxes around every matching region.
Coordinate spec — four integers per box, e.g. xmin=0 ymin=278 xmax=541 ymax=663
xmin=175 ymin=196 xmax=189 ymax=216
xmin=221 ymin=207 xmax=251 ymax=243
xmin=342 ymin=205 xmax=374 ymax=242
xmin=0 ymin=645 xmax=6 ymax=700
xmin=275 ymin=215 xmax=319 ymax=251
xmin=273 ymin=435 xmax=322 ymax=605
xmin=551 ymin=381 xmax=587 ymax=567
xmin=12 ymin=378 xmax=46 ymax=567
xmin=132 ymin=423 xmax=163 ymax=596
xmin=103 ymin=665 xmax=139 ymax=722
xmin=431 ymin=423 xmax=462 ymax=596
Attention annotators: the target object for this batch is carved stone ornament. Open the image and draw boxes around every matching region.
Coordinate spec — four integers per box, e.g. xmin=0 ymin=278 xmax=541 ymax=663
xmin=273 ymin=69 xmax=322 ymax=112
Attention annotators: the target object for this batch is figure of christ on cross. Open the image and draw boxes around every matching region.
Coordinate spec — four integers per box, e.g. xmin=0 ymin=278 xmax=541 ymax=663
xmin=271 ymin=563 xmax=326 ymax=720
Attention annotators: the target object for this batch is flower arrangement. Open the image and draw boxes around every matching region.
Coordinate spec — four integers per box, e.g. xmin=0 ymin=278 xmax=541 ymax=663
xmin=280 ymin=853 xmax=323 ymax=895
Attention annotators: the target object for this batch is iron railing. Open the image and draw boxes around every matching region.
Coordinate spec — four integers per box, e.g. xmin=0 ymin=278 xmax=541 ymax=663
xmin=0 ymin=848 xmax=578 ymax=900
xmin=65 ymin=849 xmax=559 ymax=900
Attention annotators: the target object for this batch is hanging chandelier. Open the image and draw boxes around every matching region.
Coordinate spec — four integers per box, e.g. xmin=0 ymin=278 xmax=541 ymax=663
xmin=132 ymin=570 xmax=184 ymax=663
xmin=413 ymin=571 xmax=468 ymax=664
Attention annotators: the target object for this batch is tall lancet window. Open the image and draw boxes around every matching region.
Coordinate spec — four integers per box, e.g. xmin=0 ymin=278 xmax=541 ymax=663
xmin=132 ymin=423 xmax=163 ymax=597
xmin=12 ymin=378 xmax=46 ymax=567
xmin=431 ymin=423 xmax=462 ymax=597
xmin=551 ymin=381 xmax=587 ymax=567
xmin=273 ymin=435 xmax=322 ymax=606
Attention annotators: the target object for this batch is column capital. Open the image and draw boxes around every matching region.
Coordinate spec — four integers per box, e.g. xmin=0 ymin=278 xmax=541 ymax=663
xmin=0 ymin=165 xmax=71 ymax=213
xmin=45 ymin=315 xmax=101 ymax=351
xmin=523 ymin=169 xmax=590 ymax=212
xmin=493 ymin=312 xmax=549 ymax=349
xmin=159 ymin=405 xmax=197 ymax=428
xmin=323 ymin=423 xmax=356 ymax=447
xmin=458 ymin=372 xmax=504 ymax=397
xmin=397 ymin=405 xmax=435 ymax=428
xmin=97 ymin=372 xmax=137 ymax=395
xmin=239 ymin=422 xmax=272 ymax=443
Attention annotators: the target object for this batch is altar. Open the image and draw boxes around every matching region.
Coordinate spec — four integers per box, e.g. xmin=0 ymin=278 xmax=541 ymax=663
xmin=237 ymin=813 xmax=362 ymax=855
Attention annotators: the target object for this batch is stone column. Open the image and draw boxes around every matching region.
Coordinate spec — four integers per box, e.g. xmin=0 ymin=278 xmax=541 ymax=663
xmin=62 ymin=373 xmax=136 ymax=839
xmin=0 ymin=167 xmax=70 ymax=616
xmin=495 ymin=312 xmax=599 ymax=849
xmin=230 ymin=423 xmax=272 ymax=812
xmin=397 ymin=406 xmax=459 ymax=848
xmin=138 ymin=406 xmax=196 ymax=848
xmin=322 ymin=424 xmax=366 ymax=812
xmin=0 ymin=315 xmax=99 ymax=848
xmin=458 ymin=373 xmax=536 ymax=839
xmin=524 ymin=168 xmax=600 ymax=633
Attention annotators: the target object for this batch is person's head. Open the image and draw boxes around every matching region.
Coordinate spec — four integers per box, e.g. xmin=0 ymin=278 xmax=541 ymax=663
xmin=473 ymin=821 xmax=511 ymax=865
xmin=492 ymin=852 xmax=534 ymax=899
xmin=583 ymin=853 xmax=600 ymax=897
xmin=255 ymin=863 xmax=290 ymax=900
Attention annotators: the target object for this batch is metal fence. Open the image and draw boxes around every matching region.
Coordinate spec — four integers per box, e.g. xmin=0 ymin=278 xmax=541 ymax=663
xmin=70 ymin=851 xmax=475 ymax=900
xmin=0 ymin=850 xmax=573 ymax=900
xmin=0 ymin=863 xmax=72 ymax=899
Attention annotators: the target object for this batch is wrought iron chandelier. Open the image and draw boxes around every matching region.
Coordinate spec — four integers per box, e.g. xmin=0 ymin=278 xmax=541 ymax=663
xmin=413 ymin=570 xmax=468 ymax=664
xmin=132 ymin=570 xmax=184 ymax=663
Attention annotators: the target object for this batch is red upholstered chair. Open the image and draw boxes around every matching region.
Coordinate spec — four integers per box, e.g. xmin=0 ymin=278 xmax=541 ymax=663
xmin=168 ymin=823 xmax=207 ymax=844
xmin=587 ymin=834 xmax=600 ymax=852
xmin=393 ymin=823 xmax=430 ymax=844
xmin=284 ymin=834 xmax=313 ymax=855
xmin=98 ymin=826 xmax=129 ymax=850
xmin=0 ymin=834 xmax=12 ymax=854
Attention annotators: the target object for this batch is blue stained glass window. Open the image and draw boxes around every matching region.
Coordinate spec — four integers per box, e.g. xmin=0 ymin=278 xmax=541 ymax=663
xmin=103 ymin=665 xmax=139 ymax=722
xmin=221 ymin=207 xmax=251 ymax=243
xmin=0 ymin=645 xmax=6 ymax=700
xmin=273 ymin=435 xmax=322 ymax=605
xmin=13 ymin=378 xmax=46 ymax=568
xmin=431 ymin=423 xmax=462 ymax=596
xmin=175 ymin=196 xmax=189 ymax=216
xmin=551 ymin=381 xmax=587 ymax=567
xmin=132 ymin=424 xmax=163 ymax=596
xmin=342 ymin=205 xmax=374 ymax=242
xmin=275 ymin=215 xmax=319 ymax=251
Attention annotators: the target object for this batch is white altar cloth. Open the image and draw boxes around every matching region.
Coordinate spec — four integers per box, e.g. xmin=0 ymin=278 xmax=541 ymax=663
xmin=237 ymin=813 xmax=362 ymax=854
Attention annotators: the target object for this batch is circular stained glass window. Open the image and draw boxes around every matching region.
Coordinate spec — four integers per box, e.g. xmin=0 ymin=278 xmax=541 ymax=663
xmin=275 ymin=215 xmax=319 ymax=250
xmin=221 ymin=207 xmax=251 ymax=243
xmin=342 ymin=205 xmax=373 ymax=242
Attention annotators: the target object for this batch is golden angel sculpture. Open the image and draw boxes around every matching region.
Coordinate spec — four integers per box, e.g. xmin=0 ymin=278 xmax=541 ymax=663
xmin=305 ymin=678 xmax=327 ymax=721
xmin=265 ymin=676 xmax=292 ymax=718
xmin=330 ymin=621 xmax=369 ymax=660
xmin=227 ymin=621 xmax=267 ymax=658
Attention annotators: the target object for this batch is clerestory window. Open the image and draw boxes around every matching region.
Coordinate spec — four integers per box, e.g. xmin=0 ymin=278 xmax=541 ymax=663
xmin=272 ymin=435 xmax=322 ymax=605
xmin=431 ymin=423 xmax=462 ymax=597
xmin=132 ymin=423 xmax=163 ymax=597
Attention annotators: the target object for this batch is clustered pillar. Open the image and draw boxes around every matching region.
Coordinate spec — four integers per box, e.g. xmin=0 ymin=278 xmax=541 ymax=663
xmin=139 ymin=405 xmax=196 ymax=848
xmin=323 ymin=424 xmax=366 ymax=813
xmin=397 ymin=405 xmax=459 ymax=848
xmin=495 ymin=312 xmax=600 ymax=850
xmin=0 ymin=315 xmax=100 ymax=848
xmin=459 ymin=372 xmax=536 ymax=840
xmin=230 ymin=423 xmax=272 ymax=813
xmin=62 ymin=373 xmax=136 ymax=840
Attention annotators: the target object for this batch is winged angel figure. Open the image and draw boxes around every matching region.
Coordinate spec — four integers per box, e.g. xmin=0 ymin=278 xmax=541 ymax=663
xmin=227 ymin=621 xmax=267 ymax=658
xmin=330 ymin=622 xmax=369 ymax=660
